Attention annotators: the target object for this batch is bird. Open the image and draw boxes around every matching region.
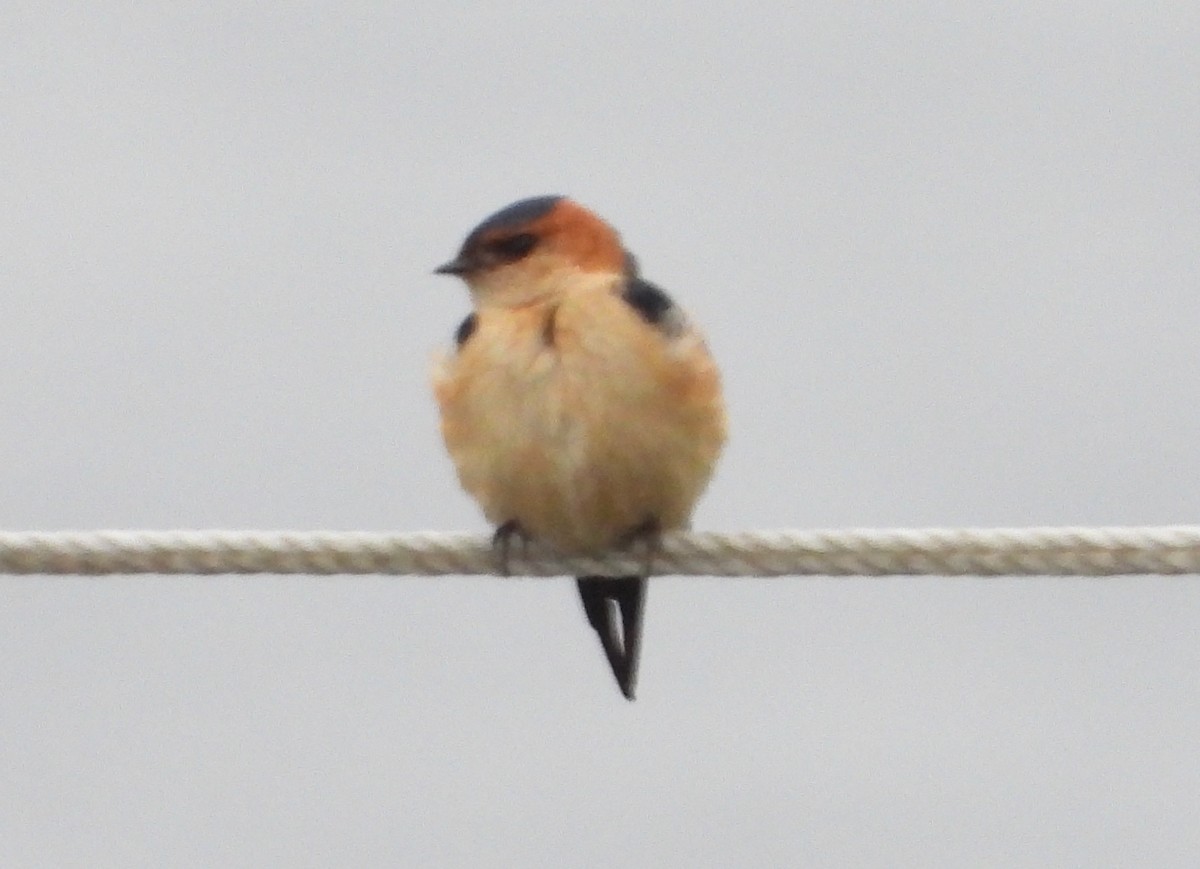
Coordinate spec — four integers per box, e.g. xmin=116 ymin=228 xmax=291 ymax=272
xmin=431 ymin=195 xmax=726 ymax=699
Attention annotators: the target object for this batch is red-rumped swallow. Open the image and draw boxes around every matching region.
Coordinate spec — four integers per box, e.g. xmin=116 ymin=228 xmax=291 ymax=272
xmin=432 ymin=195 xmax=726 ymax=699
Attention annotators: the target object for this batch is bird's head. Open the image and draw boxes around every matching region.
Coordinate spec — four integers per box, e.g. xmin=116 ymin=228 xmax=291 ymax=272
xmin=435 ymin=196 xmax=633 ymax=306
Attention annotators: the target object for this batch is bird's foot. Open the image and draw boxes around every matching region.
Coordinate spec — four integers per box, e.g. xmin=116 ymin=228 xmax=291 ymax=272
xmin=619 ymin=516 xmax=662 ymax=576
xmin=492 ymin=520 xmax=532 ymax=576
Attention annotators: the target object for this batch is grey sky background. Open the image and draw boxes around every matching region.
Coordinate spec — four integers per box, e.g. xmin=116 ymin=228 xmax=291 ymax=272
xmin=3 ymin=3 xmax=1199 ymax=866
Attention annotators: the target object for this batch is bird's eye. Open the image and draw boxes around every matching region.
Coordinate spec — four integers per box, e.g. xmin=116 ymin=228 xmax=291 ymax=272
xmin=489 ymin=233 xmax=537 ymax=261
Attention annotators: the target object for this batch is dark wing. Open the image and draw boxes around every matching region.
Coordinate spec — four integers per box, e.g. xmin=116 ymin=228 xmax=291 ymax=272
xmin=621 ymin=277 xmax=686 ymax=337
xmin=454 ymin=313 xmax=478 ymax=347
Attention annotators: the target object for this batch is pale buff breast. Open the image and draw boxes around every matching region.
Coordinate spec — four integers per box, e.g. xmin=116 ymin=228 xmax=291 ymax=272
xmin=433 ymin=285 xmax=725 ymax=554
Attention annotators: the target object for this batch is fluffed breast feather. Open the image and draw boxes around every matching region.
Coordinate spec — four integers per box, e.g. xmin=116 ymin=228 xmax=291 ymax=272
xmin=433 ymin=279 xmax=726 ymax=555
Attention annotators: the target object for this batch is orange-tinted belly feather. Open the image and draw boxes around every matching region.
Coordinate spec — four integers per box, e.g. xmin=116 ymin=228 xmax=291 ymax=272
xmin=434 ymin=286 xmax=725 ymax=554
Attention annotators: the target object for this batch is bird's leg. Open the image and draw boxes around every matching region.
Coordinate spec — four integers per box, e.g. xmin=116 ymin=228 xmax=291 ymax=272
xmin=619 ymin=516 xmax=662 ymax=577
xmin=492 ymin=519 xmax=532 ymax=576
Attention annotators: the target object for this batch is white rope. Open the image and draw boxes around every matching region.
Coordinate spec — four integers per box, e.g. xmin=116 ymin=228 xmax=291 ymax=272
xmin=1 ymin=527 xmax=1199 ymax=577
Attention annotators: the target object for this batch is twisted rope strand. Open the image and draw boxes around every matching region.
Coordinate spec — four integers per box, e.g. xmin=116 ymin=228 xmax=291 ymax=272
xmin=2 ymin=527 xmax=1199 ymax=577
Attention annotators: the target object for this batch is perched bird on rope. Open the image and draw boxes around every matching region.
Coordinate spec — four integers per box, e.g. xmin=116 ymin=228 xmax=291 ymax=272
xmin=431 ymin=195 xmax=726 ymax=699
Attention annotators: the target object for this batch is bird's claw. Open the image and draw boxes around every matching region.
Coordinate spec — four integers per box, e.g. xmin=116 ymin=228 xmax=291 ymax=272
xmin=620 ymin=516 xmax=662 ymax=576
xmin=492 ymin=520 xmax=532 ymax=576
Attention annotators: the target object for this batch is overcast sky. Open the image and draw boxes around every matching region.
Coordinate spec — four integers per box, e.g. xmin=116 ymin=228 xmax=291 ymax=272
xmin=3 ymin=3 xmax=1199 ymax=866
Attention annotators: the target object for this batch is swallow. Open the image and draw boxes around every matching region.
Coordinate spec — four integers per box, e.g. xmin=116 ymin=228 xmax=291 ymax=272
xmin=431 ymin=195 xmax=726 ymax=699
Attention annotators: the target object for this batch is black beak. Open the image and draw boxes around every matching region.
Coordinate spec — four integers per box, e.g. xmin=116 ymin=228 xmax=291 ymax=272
xmin=433 ymin=256 xmax=472 ymax=276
